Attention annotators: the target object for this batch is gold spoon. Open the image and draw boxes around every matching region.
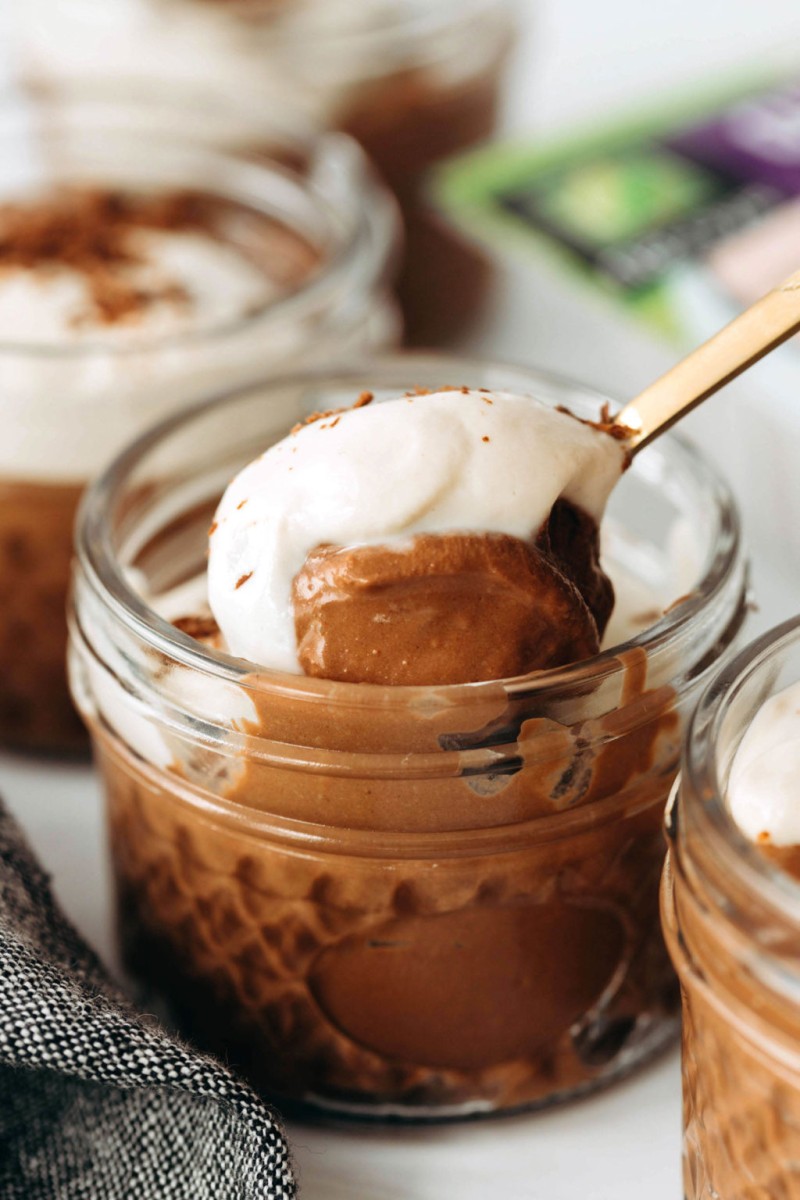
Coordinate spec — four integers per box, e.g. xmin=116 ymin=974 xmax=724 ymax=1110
xmin=617 ymin=267 xmax=800 ymax=454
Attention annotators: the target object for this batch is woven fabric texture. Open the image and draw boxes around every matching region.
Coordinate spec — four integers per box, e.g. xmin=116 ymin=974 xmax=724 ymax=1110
xmin=0 ymin=801 xmax=296 ymax=1199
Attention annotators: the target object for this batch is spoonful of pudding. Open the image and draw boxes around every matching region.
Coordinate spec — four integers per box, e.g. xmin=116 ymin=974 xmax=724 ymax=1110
xmin=207 ymin=269 xmax=800 ymax=685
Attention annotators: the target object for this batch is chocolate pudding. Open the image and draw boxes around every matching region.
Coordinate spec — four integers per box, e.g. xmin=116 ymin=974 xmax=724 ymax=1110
xmin=292 ymin=522 xmax=606 ymax=685
xmin=69 ymin=362 xmax=747 ymax=1118
xmin=663 ymin=625 xmax=800 ymax=1199
xmin=0 ymin=479 xmax=84 ymax=750
xmin=671 ymin=889 xmax=800 ymax=1200
xmin=101 ymin=653 xmax=679 ymax=1113
xmin=339 ymin=47 xmax=509 ymax=345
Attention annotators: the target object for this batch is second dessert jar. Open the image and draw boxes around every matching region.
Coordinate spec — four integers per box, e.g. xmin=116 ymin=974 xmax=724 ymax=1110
xmin=663 ymin=616 xmax=800 ymax=1199
xmin=12 ymin=0 xmax=515 ymax=345
xmin=0 ymin=96 xmax=398 ymax=754
xmin=69 ymin=357 xmax=748 ymax=1119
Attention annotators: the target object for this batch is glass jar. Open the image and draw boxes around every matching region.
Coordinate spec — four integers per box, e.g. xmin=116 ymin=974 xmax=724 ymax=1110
xmin=0 ymin=95 xmax=398 ymax=755
xmin=13 ymin=0 xmax=516 ymax=345
xmin=663 ymin=617 xmax=800 ymax=1199
xmin=69 ymin=356 xmax=748 ymax=1119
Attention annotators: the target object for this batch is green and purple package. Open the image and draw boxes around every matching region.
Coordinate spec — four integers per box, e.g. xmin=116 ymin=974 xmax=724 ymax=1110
xmin=433 ymin=74 xmax=800 ymax=343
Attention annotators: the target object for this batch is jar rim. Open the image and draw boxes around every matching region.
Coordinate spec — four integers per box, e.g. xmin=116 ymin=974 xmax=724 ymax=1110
xmin=271 ymin=0 xmax=516 ymax=85
xmin=76 ymin=352 xmax=745 ymax=707
xmin=0 ymin=94 xmax=398 ymax=359
xmin=228 ymin=0 xmax=515 ymax=52
xmin=681 ymin=615 xmax=800 ymax=926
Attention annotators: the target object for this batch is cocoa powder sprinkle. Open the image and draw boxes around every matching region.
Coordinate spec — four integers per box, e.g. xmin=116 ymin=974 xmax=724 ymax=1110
xmin=291 ymin=390 xmax=376 ymax=434
xmin=173 ymin=613 xmax=220 ymax=640
xmin=0 ymin=187 xmax=214 ymax=327
xmin=555 ymin=403 xmax=636 ymax=446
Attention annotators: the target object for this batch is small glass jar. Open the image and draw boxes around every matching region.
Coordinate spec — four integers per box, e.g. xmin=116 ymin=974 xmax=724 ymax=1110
xmin=663 ymin=617 xmax=800 ymax=1199
xmin=0 ymin=95 xmax=398 ymax=755
xmin=70 ymin=357 xmax=747 ymax=1119
xmin=13 ymin=0 xmax=516 ymax=345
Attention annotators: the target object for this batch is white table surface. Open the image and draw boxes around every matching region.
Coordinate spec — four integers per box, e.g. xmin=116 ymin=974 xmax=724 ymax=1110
xmin=4 ymin=2 xmax=800 ymax=1196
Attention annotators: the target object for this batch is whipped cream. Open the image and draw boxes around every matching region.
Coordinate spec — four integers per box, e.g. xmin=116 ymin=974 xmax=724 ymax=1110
xmin=14 ymin=0 xmax=375 ymax=129
xmin=728 ymin=681 xmax=800 ymax=847
xmin=207 ymin=389 xmax=627 ymax=672
xmin=0 ymin=201 xmax=394 ymax=483
xmin=0 ymin=227 xmax=272 ymax=346
xmin=14 ymin=0 xmax=500 ymax=130
xmin=0 ymin=222 xmax=289 ymax=482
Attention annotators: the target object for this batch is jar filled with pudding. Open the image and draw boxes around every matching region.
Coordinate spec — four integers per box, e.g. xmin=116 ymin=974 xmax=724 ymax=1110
xmin=70 ymin=357 xmax=747 ymax=1119
xmin=663 ymin=617 xmax=800 ymax=1199
xmin=0 ymin=96 xmax=398 ymax=755
xmin=13 ymin=0 xmax=516 ymax=345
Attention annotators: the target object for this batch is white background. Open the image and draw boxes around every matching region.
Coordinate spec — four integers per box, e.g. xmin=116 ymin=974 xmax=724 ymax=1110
xmin=3 ymin=2 xmax=800 ymax=1196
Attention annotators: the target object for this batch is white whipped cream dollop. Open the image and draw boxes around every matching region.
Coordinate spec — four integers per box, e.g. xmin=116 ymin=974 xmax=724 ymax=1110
xmin=0 ymin=225 xmax=307 ymax=482
xmin=14 ymin=0 xmax=494 ymax=130
xmin=13 ymin=0 xmax=380 ymax=129
xmin=207 ymin=389 xmax=627 ymax=672
xmin=728 ymin=681 xmax=800 ymax=847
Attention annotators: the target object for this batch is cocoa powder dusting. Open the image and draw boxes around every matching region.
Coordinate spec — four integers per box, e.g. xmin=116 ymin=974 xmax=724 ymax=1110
xmin=556 ymin=403 xmax=636 ymax=448
xmin=173 ymin=613 xmax=220 ymax=640
xmin=291 ymin=390 xmax=374 ymax=434
xmin=0 ymin=188 xmax=216 ymax=326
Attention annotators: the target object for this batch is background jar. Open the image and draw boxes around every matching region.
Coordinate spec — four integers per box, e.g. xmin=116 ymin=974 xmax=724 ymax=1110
xmin=12 ymin=0 xmax=516 ymax=345
xmin=0 ymin=95 xmax=398 ymax=755
xmin=70 ymin=357 xmax=747 ymax=1120
xmin=663 ymin=617 xmax=800 ymax=1200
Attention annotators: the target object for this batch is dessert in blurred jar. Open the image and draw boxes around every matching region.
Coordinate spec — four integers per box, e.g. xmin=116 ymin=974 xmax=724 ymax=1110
xmin=663 ymin=619 xmax=800 ymax=1200
xmin=70 ymin=360 xmax=748 ymax=1118
xmin=12 ymin=0 xmax=516 ymax=344
xmin=0 ymin=100 xmax=398 ymax=754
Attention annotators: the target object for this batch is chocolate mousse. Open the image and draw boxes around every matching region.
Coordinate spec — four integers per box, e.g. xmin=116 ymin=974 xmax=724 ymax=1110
xmin=0 ymin=185 xmax=319 ymax=753
xmin=293 ymin=517 xmax=609 ymax=685
xmin=340 ymin=57 xmax=508 ymax=345
xmin=79 ymin=384 xmax=698 ymax=1116
xmin=107 ymin=703 xmax=678 ymax=1113
xmin=0 ymin=478 xmax=85 ymax=749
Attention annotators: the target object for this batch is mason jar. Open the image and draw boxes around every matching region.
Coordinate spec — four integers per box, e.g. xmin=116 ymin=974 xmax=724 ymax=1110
xmin=0 ymin=95 xmax=398 ymax=754
xmin=69 ymin=356 xmax=747 ymax=1119
xmin=663 ymin=617 xmax=800 ymax=1199
xmin=13 ymin=0 xmax=516 ymax=345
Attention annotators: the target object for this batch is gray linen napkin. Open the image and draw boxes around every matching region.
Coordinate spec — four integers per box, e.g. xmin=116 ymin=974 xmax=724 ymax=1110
xmin=0 ymin=800 xmax=297 ymax=1199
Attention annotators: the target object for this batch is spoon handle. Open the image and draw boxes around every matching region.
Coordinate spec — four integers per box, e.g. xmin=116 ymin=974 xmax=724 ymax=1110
xmin=618 ymin=268 xmax=800 ymax=454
